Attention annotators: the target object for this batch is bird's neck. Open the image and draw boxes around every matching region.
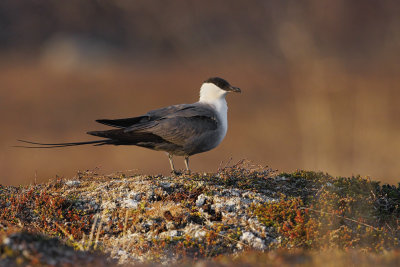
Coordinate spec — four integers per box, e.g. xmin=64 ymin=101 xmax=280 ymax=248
xmin=199 ymin=84 xmax=228 ymax=114
xmin=199 ymin=83 xmax=227 ymax=103
xmin=199 ymin=83 xmax=228 ymax=133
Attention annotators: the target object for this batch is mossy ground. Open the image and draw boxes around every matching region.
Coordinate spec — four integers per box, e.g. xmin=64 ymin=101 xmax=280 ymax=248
xmin=1 ymin=161 xmax=400 ymax=266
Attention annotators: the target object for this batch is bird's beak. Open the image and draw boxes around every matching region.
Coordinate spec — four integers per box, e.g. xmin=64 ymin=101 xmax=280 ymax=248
xmin=229 ymin=86 xmax=241 ymax=93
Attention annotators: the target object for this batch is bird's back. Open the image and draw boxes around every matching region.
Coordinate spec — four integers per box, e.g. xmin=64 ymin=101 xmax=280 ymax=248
xmin=88 ymin=102 xmax=225 ymax=156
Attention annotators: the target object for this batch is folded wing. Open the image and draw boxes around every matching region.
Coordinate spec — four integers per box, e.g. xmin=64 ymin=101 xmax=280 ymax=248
xmin=88 ymin=103 xmax=218 ymax=148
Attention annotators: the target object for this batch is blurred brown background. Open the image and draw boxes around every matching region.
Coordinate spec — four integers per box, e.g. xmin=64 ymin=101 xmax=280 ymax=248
xmin=1 ymin=0 xmax=399 ymax=185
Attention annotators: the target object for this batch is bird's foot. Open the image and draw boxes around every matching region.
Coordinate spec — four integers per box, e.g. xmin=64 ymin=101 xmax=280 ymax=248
xmin=171 ymin=170 xmax=182 ymax=176
xmin=171 ymin=169 xmax=191 ymax=176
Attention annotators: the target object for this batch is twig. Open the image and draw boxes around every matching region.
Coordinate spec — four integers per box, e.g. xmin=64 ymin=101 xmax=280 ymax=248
xmin=88 ymin=214 xmax=99 ymax=250
xmin=123 ymin=209 xmax=129 ymax=236
xmin=54 ymin=222 xmax=74 ymax=241
xmin=215 ymin=231 xmax=251 ymax=248
xmin=94 ymin=213 xmax=104 ymax=250
xmin=81 ymin=233 xmax=86 ymax=250
xmin=54 ymin=222 xmax=84 ymax=250
xmin=301 ymin=207 xmax=381 ymax=232
xmin=218 ymin=157 xmax=233 ymax=172
xmin=199 ymin=213 xmax=251 ymax=249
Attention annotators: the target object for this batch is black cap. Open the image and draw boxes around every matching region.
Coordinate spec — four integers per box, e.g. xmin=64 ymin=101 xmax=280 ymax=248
xmin=204 ymin=77 xmax=241 ymax=93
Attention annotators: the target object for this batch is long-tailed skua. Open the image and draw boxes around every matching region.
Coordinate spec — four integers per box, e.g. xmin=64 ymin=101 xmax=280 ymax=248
xmin=16 ymin=77 xmax=241 ymax=174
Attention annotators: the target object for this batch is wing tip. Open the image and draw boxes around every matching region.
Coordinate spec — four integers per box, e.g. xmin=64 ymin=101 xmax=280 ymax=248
xmin=95 ymin=119 xmax=124 ymax=128
xmin=87 ymin=131 xmax=100 ymax=136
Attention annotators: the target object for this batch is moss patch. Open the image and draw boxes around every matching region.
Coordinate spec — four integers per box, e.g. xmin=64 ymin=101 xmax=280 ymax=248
xmin=1 ymin=163 xmax=400 ymax=265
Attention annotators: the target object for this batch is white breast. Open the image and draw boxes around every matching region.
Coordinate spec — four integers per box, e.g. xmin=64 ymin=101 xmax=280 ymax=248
xmin=199 ymin=83 xmax=228 ymax=145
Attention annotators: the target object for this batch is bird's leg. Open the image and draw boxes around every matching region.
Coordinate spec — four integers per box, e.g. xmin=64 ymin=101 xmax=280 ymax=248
xmin=184 ymin=156 xmax=191 ymax=175
xmin=168 ymin=154 xmax=181 ymax=175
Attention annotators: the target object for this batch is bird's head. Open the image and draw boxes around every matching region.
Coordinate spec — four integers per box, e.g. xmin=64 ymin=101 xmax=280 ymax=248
xmin=199 ymin=77 xmax=241 ymax=102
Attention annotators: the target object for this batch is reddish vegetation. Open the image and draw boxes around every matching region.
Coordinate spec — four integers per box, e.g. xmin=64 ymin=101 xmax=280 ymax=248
xmin=1 ymin=164 xmax=400 ymax=265
xmin=0 ymin=182 xmax=94 ymax=240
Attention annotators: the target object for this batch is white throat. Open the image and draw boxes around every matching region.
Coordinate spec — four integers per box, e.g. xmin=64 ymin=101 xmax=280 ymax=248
xmin=199 ymin=83 xmax=228 ymax=142
xmin=199 ymin=83 xmax=227 ymax=102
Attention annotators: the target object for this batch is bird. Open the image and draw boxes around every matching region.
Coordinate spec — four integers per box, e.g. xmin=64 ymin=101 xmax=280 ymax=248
xmin=16 ymin=77 xmax=241 ymax=175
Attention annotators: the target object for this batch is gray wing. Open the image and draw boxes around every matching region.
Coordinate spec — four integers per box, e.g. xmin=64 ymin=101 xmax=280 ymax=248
xmin=125 ymin=103 xmax=219 ymax=146
xmin=89 ymin=103 xmax=219 ymax=149
xmin=96 ymin=104 xmax=193 ymax=129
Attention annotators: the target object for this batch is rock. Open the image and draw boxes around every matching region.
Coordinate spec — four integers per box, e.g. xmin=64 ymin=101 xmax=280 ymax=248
xmin=169 ymin=230 xmax=183 ymax=237
xmin=194 ymin=230 xmax=207 ymax=239
xmin=1 ymin=166 xmax=285 ymax=265
xmin=122 ymin=199 xmax=139 ymax=209
xmin=224 ymin=198 xmax=239 ymax=213
xmin=65 ymin=180 xmax=81 ymax=186
xmin=196 ymin=194 xmax=207 ymax=207
xmin=240 ymin=231 xmax=266 ymax=250
xmin=166 ymin=222 xmax=176 ymax=230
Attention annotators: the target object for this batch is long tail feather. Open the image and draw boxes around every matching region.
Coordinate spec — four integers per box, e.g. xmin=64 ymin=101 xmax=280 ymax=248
xmin=14 ymin=139 xmax=110 ymax=148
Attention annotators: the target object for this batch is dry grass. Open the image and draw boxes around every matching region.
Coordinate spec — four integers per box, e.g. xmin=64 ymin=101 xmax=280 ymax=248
xmin=2 ymin=163 xmax=400 ymax=266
